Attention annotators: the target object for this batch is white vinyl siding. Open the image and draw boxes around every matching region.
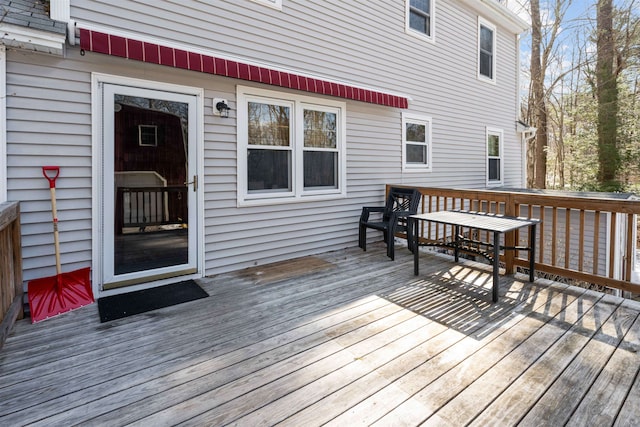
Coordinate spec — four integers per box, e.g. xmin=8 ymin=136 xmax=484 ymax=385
xmin=406 ymin=0 xmax=436 ymax=43
xmin=5 ymin=1 xmax=524 ymax=286
xmin=402 ymin=113 xmax=432 ymax=172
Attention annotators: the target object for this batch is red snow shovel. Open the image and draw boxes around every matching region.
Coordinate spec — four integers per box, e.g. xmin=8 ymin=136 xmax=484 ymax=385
xmin=28 ymin=166 xmax=94 ymax=323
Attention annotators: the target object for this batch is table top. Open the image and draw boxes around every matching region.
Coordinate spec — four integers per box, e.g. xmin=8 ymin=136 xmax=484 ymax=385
xmin=410 ymin=210 xmax=541 ymax=233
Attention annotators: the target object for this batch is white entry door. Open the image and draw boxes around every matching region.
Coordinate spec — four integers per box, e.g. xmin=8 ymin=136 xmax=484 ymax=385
xmin=101 ymin=83 xmax=198 ymax=289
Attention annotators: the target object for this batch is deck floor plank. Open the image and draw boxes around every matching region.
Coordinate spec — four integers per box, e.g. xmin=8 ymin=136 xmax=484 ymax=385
xmin=0 ymin=260 xmax=430 ymax=404
xmin=371 ymin=283 xmax=596 ymax=426
xmin=614 ymin=363 xmax=640 ymax=427
xmin=433 ymin=292 xmax=622 ymax=426
xmin=103 ymin=307 xmax=425 ymax=426
xmin=518 ymin=297 xmax=634 ymax=426
xmin=38 ymin=302 xmax=412 ymax=426
xmin=5 ymin=264 xmax=444 ymax=424
xmin=5 ymin=298 xmax=398 ymax=424
xmin=467 ymin=291 xmax=619 ymax=426
xmin=566 ymin=307 xmax=640 ymax=426
xmin=0 ymin=245 xmax=638 ymax=426
xmin=281 ymin=277 xmax=565 ymax=426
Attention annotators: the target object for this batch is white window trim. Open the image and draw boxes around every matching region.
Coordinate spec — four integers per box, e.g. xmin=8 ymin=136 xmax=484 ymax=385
xmin=138 ymin=125 xmax=158 ymax=147
xmin=486 ymin=127 xmax=504 ymax=187
xmin=237 ymin=86 xmax=347 ymax=207
xmin=250 ymin=0 xmax=282 ymax=10
xmin=477 ymin=17 xmax=497 ymax=84
xmin=402 ymin=112 xmax=432 ymax=172
xmin=405 ymin=0 xmax=436 ymax=44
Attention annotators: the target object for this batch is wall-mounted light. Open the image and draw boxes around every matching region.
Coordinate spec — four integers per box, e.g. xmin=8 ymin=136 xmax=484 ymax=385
xmin=213 ymin=98 xmax=231 ymax=118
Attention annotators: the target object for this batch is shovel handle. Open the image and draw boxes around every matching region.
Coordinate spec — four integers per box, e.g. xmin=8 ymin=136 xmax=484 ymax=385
xmin=43 ymin=166 xmax=60 ymax=189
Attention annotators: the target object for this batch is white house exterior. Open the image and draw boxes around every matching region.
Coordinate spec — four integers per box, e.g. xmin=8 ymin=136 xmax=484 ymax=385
xmin=0 ymin=0 xmax=529 ymax=299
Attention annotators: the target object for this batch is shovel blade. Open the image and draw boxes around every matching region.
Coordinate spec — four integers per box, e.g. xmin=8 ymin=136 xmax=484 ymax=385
xmin=28 ymin=267 xmax=93 ymax=323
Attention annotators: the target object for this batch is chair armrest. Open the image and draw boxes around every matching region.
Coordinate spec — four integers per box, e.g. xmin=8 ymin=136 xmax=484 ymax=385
xmin=360 ymin=206 xmax=385 ymax=222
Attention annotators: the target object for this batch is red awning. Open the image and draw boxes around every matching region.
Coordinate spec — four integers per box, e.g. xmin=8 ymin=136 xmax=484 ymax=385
xmin=79 ymin=29 xmax=409 ymax=109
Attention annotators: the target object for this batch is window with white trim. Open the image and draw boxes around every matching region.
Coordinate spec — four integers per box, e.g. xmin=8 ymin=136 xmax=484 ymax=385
xmin=138 ymin=125 xmax=158 ymax=146
xmin=406 ymin=0 xmax=435 ymax=42
xmin=478 ymin=17 xmax=497 ymax=83
xmin=250 ymin=0 xmax=282 ymax=9
xmin=237 ymin=86 xmax=346 ymax=204
xmin=486 ymin=127 xmax=503 ymax=186
xmin=402 ymin=113 xmax=432 ymax=172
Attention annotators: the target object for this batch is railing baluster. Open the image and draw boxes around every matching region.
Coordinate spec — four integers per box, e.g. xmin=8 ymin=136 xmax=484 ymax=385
xmin=593 ymin=211 xmax=600 ymax=275
xmin=551 ymin=207 xmax=557 ymax=266
xmin=565 ymin=208 xmax=571 ymax=269
xmin=579 ymin=210 xmax=585 ymax=272
xmin=539 ymin=205 xmax=545 ymax=264
xmin=626 ymin=213 xmax=634 ymax=282
xmin=609 ymin=213 xmax=617 ymax=279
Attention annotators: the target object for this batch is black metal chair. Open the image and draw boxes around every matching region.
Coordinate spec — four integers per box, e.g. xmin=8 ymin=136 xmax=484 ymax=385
xmin=358 ymin=187 xmax=421 ymax=260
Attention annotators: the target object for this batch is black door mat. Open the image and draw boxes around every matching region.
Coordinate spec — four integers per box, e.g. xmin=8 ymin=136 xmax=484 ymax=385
xmin=98 ymin=279 xmax=208 ymax=322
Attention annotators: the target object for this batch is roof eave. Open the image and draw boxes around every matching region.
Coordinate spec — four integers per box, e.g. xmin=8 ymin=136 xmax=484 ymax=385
xmin=458 ymin=0 xmax=530 ymax=33
xmin=0 ymin=24 xmax=66 ymax=56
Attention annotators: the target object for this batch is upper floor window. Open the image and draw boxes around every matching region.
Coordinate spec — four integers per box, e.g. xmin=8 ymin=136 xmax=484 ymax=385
xmin=478 ymin=18 xmax=497 ymax=83
xmin=402 ymin=113 xmax=432 ymax=172
xmin=237 ymin=86 xmax=346 ymax=205
xmin=486 ymin=127 xmax=503 ymax=186
xmin=406 ymin=0 xmax=435 ymax=43
xmin=250 ymin=0 xmax=282 ymax=9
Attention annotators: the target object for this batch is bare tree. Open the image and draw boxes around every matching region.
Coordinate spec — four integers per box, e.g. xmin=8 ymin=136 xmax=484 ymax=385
xmin=527 ymin=0 xmax=572 ymax=188
xmin=596 ymin=0 xmax=621 ymax=190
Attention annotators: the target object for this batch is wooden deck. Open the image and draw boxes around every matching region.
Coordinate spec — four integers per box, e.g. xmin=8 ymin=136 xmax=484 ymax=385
xmin=1 ymin=244 xmax=639 ymax=426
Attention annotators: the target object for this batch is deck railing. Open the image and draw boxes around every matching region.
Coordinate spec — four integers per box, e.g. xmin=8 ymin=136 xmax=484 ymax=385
xmin=391 ymin=185 xmax=640 ymax=295
xmin=0 ymin=201 xmax=23 ymax=349
xmin=116 ymin=186 xmax=188 ymax=232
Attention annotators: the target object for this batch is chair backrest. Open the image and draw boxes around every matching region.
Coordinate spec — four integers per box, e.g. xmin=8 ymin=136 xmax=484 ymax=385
xmin=382 ymin=187 xmax=421 ymax=221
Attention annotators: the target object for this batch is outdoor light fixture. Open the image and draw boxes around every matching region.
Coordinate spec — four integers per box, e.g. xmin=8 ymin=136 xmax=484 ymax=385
xmin=214 ymin=98 xmax=231 ymax=118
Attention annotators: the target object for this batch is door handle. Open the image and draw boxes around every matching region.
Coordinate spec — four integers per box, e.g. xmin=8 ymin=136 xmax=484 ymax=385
xmin=184 ymin=175 xmax=197 ymax=192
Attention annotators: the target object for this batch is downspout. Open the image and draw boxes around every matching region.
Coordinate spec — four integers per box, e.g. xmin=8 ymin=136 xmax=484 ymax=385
xmin=516 ymin=33 xmax=522 ymax=186
xmin=0 ymin=45 xmax=6 ymax=203
xmin=521 ymin=128 xmax=536 ymax=187
xmin=49 ymin=0 xmax=75 ymax=45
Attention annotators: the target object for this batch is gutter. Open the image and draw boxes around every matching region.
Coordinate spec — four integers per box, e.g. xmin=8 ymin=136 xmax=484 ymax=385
xmin=458 ymin=0 xmax=530 ymax=33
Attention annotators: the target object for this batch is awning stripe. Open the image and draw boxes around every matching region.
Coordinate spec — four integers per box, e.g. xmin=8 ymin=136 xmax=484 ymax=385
xmin=79 ymin=29 xmax=408 ymax=109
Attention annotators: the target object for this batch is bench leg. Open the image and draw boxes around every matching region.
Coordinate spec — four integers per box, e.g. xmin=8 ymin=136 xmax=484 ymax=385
xmin=454 ymin=225 xmax=460 ymax=262
xmin=412 ymin=219 xmax=420 ymax=275
xmin=529 ymin=224 xmax=537 ymax=282
xmin=359 ymin=223 xmax=366 ymax=251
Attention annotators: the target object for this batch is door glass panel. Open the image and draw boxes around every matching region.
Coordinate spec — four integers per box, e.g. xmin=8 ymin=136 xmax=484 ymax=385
xmin=113 ymin=94 xmax=189 ymax=275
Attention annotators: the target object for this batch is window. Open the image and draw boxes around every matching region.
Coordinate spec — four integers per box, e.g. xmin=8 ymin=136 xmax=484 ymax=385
xmin=238 ymin=86 xmax=346 ymax=204
xmin=478 ymin=18 xmax=497 ymax=83
xmin=486 ymin=127 xmax=503 ymax=186
xmin=406 ymin=0 xmax=435 ymax=42
xmin=250 ymin=0 xmax=282 ymax=9
xmin=402 ymin=113 xmax=432 ymax=172
xmin=138 ymin=125 xmax=158 ymax=146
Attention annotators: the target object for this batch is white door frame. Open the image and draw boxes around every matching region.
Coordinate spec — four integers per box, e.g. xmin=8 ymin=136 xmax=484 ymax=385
xmin=91 ymin=73 xmax=204 ymax=298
